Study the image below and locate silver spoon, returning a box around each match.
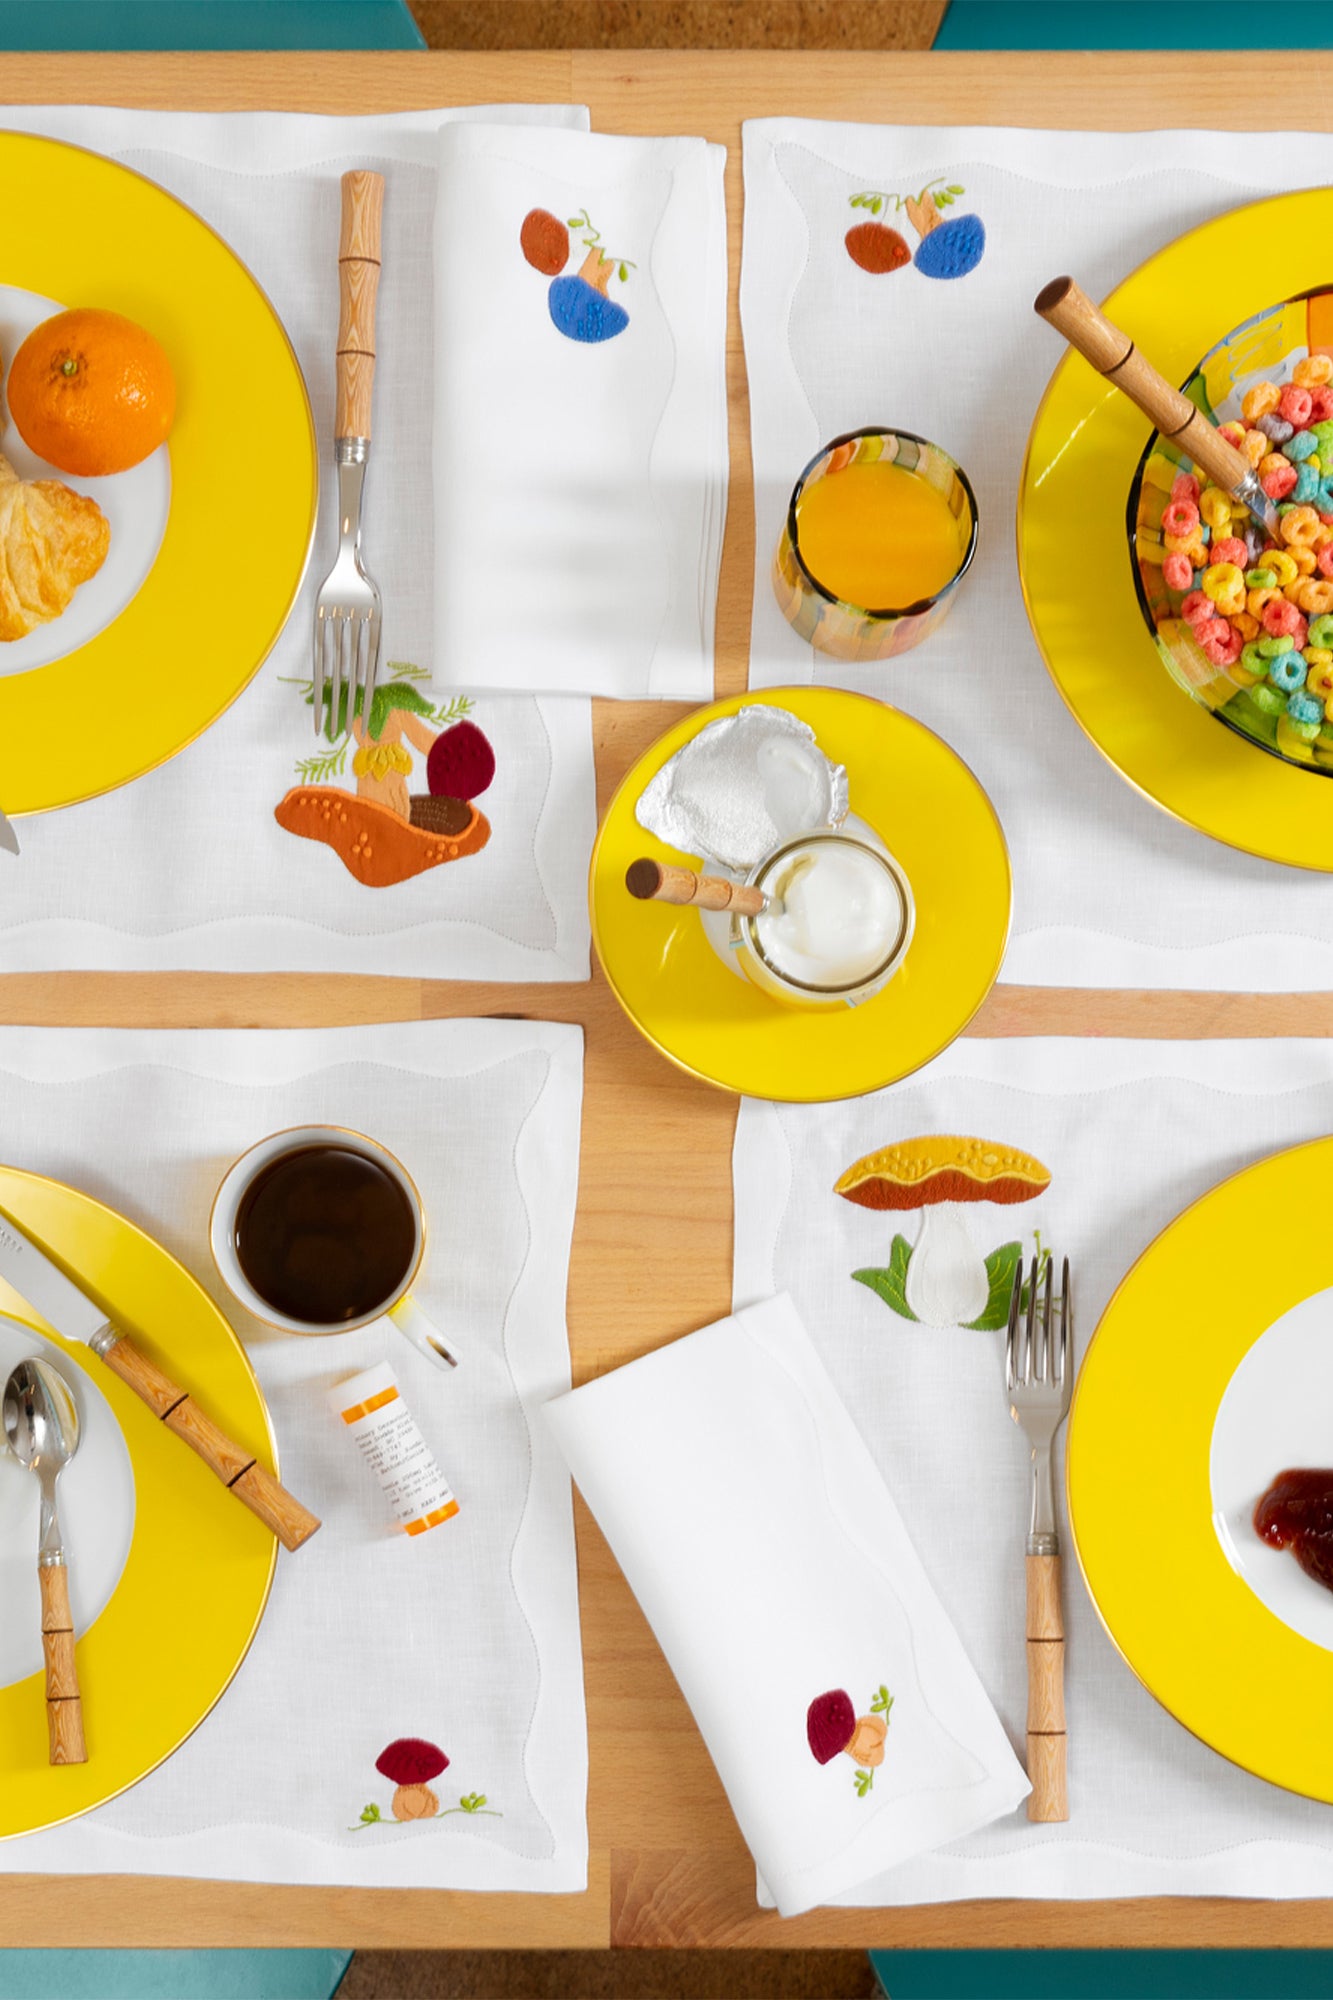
[3,1357,86,1763]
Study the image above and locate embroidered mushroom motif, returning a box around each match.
[520,204,632,344]
[375,1737,449,1820]
[836,1136,1051,1329]
[845,181,985,281]
[808,1684,894,1796]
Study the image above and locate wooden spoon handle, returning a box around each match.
[625,858,766,916]
[1034,275,1250,497]
[40,1561,86,1766]
[336,169,384,440]
[1025,1551,1068,1822]
[94,1332,321,1553]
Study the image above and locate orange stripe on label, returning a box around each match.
[403,1499,460,1535]
[340,1386,400,1425]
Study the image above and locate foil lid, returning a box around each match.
[635,704,849,872]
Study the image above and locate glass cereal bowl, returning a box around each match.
[1130,289,1333,776]
[774,427,978,664]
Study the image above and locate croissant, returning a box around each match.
[0,453,110,641]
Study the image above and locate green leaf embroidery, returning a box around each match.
[964,1241,1024,1332]
[851,1234,917,1320]
[349,1803,382,1830]
[618,263,629,283]
[854,1768,874,1797]
[871,1686,894,1718]
[443,1791,504,1818]
[948,183,965,194]
[870,196,883,216]
[295,743,350,785]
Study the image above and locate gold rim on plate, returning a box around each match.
[0,1167,277,1838]
[1019,186,1333,871]
[0,131,316,816]
[589,686,1012,1103]
[1067,1133,1333,1800]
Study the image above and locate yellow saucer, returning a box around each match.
[1019,188,1333,870]
[0,1168,277,1838]
[0,133,316,816]
[590,688,1011,1101]
[1068,1135,1333,1800]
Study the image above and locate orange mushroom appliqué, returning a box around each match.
[376,1737,449,1820]
[835,1136,1051,1329]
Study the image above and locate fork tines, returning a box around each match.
[1006,1254,1071,1393]
[314,601,381,741]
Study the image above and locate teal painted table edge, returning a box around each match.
[873,1950,1333,1997]
[0,1,425,51]
[936,0,1333,46]
[0,1949,353,2000]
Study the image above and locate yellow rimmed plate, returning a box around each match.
[1019,187,1333,870]
[589,688,1011,1102]
[0,132,316,816]
[1068,1135,1333,1800]
[0,1167,277,1838]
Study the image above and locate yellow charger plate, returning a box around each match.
[590,688,1011,1102]
[0,1167,277,1838]
[1068,1135,1333,1800]
[0,132,316,816]
[1019,187,1333,870]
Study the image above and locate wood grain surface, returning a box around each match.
[0,47,1328,1951]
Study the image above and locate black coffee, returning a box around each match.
[234,1144,416,1326]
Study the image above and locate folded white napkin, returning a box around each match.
[734,1036,1333,1902]
[742,119,1333,990]
[544,1292,1027,1916]
[434,123,728,700]
[0,1020,586,1892]
[0,105,594,979]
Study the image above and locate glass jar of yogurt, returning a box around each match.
[732,830,914,1009]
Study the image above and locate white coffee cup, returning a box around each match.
[209,1124,459,1370]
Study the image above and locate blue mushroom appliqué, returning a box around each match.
[845,180,985,282]
[520,205,633,344]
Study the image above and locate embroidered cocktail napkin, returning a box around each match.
[545,1292,1029,1917]
[735,1036,1333,1902]
[0,106,593,978]
[743,121,1333,990]
[0,1019,586,1890]
[434,123,729,700]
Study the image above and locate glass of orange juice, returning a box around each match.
[773,427,978,663]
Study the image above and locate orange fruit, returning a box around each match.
[6,307,175,477]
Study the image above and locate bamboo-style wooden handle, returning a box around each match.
[1025,1551,1068,1822]
[1034,275,1251,498]
[625,858,767,916]
[336,169,384,440]
[40,1561,86,1766]
[96,1333,321,1553]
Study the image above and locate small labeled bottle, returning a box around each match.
[329,1360,459,1535]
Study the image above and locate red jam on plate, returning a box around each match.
[1254,1470,1333,1591]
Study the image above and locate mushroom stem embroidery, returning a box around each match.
[808,1683,894,1796]
[836,1136,1052,1329]
[348,1739,505,1830]
[845,180,985,280]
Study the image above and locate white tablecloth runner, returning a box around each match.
[0,1019,586,1891]
[0,106,594,980]
[736,1038,1333,1902]
[743,121,1333,991]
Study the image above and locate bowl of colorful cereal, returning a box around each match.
[1130,290,1333,773]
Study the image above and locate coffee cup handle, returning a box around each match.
[386,1294,461,1371]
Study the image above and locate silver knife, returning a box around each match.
[0,1203,320,1551]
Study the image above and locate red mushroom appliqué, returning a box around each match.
[375,1737,449,1820]
[808,1684,894,1797]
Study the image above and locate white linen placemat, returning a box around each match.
[435,123,728,700]
[735,1036,1333,1903]
[0,1018,586,1891]
[743,121,1333,991]
[545,1292,1027,1917]
[0,105,593,979]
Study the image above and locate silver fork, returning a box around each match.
[313,170,384,740]
[1006,1253,1072,1823]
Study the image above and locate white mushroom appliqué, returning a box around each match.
[835,1136,1052,1329]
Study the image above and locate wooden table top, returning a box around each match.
[4,46,1333,1953]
